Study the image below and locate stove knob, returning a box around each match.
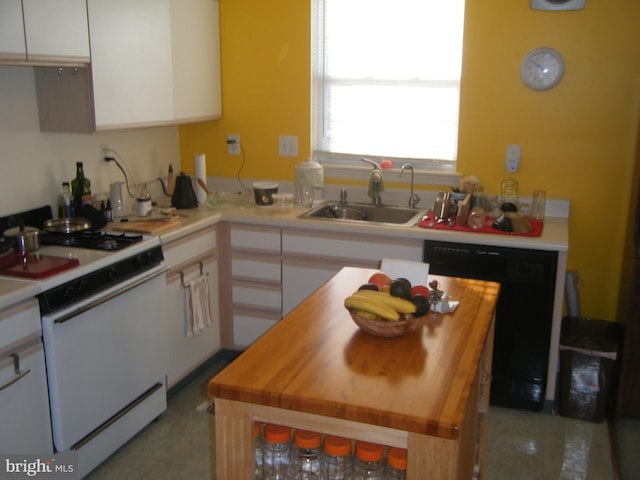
[76,280,89,294]
[63,285,77,298]
[108,267,119,281]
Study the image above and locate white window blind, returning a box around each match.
[312,0,465,169]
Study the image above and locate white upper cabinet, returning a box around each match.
[35,0,221,132]
[170,0,222,123]
[0,0,90,64]
[87,0,174,129]
[0,0,27,62]
[23,0,89,63]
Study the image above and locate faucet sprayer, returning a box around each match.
[362,158,384,206]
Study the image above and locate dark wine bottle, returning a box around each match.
[71,161,92,211]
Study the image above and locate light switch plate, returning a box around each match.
[278,135,298,157]
[505,145,521,172]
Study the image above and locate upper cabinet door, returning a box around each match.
[0,0,27,62]
[170,0,222,122]
[23,0,90,63]
[87,0,174,129]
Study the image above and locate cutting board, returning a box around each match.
[112,215,181,234]
[0,253,80,279]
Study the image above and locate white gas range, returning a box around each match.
[0,207,169,478]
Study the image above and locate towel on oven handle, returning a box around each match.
[184,274,213,337]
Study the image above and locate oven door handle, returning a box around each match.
[53,266,170,325]
[0,353,31,392]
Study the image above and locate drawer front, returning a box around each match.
[232,312,279,347]
[0,299,41,352]
[232,256,281,283]
[232,282,282,310]
[231,224,281,252]
[163,226,217,269]
[282,230,422,263]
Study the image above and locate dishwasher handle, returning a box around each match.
[0,353,31,392]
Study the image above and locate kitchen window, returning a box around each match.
[312,0,465,178]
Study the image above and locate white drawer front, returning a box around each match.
[163,227,217,268]
[232,284,281,310]
[232,257,281,283]
[231,225,280,251]
[0,299,41,351]
[233,314,278,347]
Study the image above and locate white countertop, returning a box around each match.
[0,277,41,310]
[158,202,569,252]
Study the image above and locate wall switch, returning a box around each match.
[278,135,298,157]
[505,144,521,172]
[227,134,240,155]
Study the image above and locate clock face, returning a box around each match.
[520,47,565,91]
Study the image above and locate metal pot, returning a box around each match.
[4,225,40,254]
[44,217,92,234]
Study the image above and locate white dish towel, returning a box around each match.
[185,274,213,337]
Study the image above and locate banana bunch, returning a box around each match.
[344,289,416,322]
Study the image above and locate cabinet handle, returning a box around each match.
[481,371,491,385]
[0,353,31,392]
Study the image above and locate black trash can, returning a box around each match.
[558,316,620,422]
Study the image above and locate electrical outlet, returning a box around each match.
[227,134,240,155]
[278,135,298,157]
[100,144,110,160]
[505,144,521,172]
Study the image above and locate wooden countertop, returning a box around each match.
[209,267,500,439]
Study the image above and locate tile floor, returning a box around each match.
[87,353,619,480]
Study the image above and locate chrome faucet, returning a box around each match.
[361,158,384,206]
[400,163,421,208]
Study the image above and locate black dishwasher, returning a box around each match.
[423,240,558,411]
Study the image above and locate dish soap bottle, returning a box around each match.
[71,162,92,212]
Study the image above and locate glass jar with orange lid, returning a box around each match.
[352,441,385,480]
[385,447,407,479]
[262,424,292,480]
[321,435,353,479]
[290,429,322,479]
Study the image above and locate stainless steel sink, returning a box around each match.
[299,202,426,227]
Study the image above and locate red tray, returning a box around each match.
[0,252,80,279]
[417,213,544,237]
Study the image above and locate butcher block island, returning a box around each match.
[208,267,500,479]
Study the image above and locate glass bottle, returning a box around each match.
[352,442,384,480]
[71,161,91,211]
[262,424,291,480]
[321,435,353,480]
[384,447,407,479]
[255,422,264,480]
[290,429,322,480]
[136,183,152,216]
[58,182,74,218]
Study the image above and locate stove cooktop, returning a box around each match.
[39,231,143,251]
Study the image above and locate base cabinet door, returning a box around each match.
[164,227,220,389]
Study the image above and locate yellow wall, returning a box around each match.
[179,0,640,321]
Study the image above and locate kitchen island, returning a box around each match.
[208,267,500,479]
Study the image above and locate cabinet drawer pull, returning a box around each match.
[0,353,31,392]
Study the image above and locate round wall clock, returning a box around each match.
[531,0,585,11]
[520,47,565,91]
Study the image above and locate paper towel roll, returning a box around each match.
[194,153,207,204]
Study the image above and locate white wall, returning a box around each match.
[0,66,180,217]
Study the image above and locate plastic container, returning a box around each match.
[321,435,353,479]
[558,316,621,422]
[290,429,322,480]
[295,158,324,206]
[136,183,152,216]
[262,424,292,480]
[58,182,74,219]
[352,441,384,480]
[255,422,264,480]
[385,447,407,479]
